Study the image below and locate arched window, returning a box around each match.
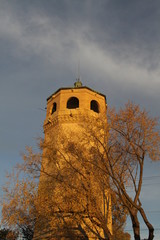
[51,102,57,114]
[90,100,99,113]
[67,97,79,109]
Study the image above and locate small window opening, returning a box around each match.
[67,97,79,109]
[51,102,57,114]
[90,100,99,113]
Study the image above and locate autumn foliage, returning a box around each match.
[1,101,160,240]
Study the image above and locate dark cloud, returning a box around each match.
[0,0,159,113]
[1,0,160,70]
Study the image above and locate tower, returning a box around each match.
[33,81,112,239]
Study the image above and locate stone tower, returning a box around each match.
[33,80,112,239]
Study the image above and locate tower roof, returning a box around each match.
[47,85,106,101]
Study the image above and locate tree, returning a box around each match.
[106,102,160,240]
[1,169,37,240]
[2,102,157,240]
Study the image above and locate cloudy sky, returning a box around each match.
[0,0,160,238]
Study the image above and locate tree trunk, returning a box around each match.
[130,212,140,240]
[139,207,154,240]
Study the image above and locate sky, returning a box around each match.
[0,0,160,239]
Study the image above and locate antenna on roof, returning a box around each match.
[74,59,82,88]
[77,59,80,82]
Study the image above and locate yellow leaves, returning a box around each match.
[1,168,37,230]
[108,101,160,163]
[2,101,159,239]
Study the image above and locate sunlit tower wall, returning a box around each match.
[33,81,112,239]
